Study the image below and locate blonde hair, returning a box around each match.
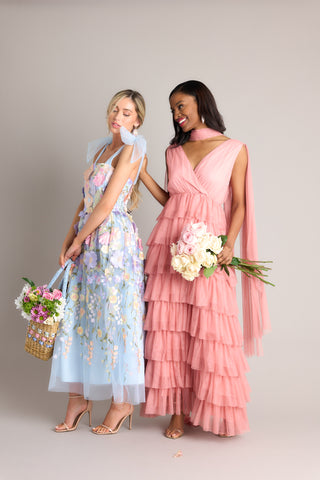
[107,89,146,210]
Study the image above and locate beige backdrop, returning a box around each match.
[1,1,319,479]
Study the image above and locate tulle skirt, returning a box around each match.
[141,193,250,436]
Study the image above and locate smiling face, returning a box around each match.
[170,92,204,132]
[108,96,140,135]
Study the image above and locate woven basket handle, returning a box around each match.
[47,259,73,298]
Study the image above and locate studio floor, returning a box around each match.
[2,391,318,480]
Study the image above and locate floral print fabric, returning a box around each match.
[49,156,145,403]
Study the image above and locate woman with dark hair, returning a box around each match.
[140,80,270,438]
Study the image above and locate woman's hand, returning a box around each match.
[217,244,233,265]
[59,247,68,268]
[63,238,82,265]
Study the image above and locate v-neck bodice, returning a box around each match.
[167,138,243,204]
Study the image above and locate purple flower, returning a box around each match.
[31,306,40,321]
[84,251,97,269]
[110,251,124,269]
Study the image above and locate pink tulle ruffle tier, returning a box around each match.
[142,196,251,436]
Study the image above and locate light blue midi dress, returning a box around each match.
[49,134,146,403]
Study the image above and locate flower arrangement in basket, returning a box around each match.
[14,260,73,360]
[171,222,274,285]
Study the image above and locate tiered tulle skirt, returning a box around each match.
[142,193,250,436]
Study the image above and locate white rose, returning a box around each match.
[185,262,201,276]
[209,235,223,254]
[194,248,207,264]
[202,252,217,268]
[180,254,191,267]
[198,233,212,250]
[171,255,187,273]
[191,222,207,237]
[182,271,196,281]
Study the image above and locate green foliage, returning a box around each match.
[22,277,35,288]
[203,265,218,278]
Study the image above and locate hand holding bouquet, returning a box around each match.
[171,222,274,285]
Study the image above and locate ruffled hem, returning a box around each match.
[144,301,243,345]
[145,359,192,389]
[144,271,238,311]
[145,332,248,377]
[145,360,249,407]
[141,387,193,417]
[190,399,250,436]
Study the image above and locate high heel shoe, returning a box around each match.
[92,405,134,435]
[55,395,92,433]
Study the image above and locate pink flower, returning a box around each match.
[184,244,196,255]
[177,241,187,255]
[181,230,197,245]
[24,296,30,302]
[43,291,54,301]
[99,232,110,245]
[93,171,105,187]
[85,234,92,245]
[52,289,62,300]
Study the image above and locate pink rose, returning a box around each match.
[99,232,110,245]
[43,291,54,301]
[184,244,196,255]
[52,289,62,300]
[181,230,197,245]
[177,241,186,255]
[93,172,105,187]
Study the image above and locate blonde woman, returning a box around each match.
[49,90,146,435]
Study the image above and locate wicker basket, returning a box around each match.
[25,319,59,361]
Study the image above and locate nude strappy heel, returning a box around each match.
[55,395,92,433]
[92,405,134,435]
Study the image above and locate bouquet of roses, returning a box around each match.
[170,222,274,285]
[15,278,65,326]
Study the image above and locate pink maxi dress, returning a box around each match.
[142,128,270,436]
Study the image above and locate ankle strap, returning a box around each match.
[69,395,84,399]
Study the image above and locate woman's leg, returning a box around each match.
[92,400,133,434]
[55,392,91,431]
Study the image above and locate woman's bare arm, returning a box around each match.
[59,199,84,266]
[139,155,169,206]
[63,145,139,263]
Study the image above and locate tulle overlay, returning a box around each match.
[141,132,267,435]
[49,140,146,403]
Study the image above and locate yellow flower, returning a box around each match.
[97,329,102,338]
[70,293,79,302]
[109,295,117,304]
[80,308,85,318]
[77,326,83,335]
[139,252,144,260]
[29,293,38,302]
[124,272,130,281]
